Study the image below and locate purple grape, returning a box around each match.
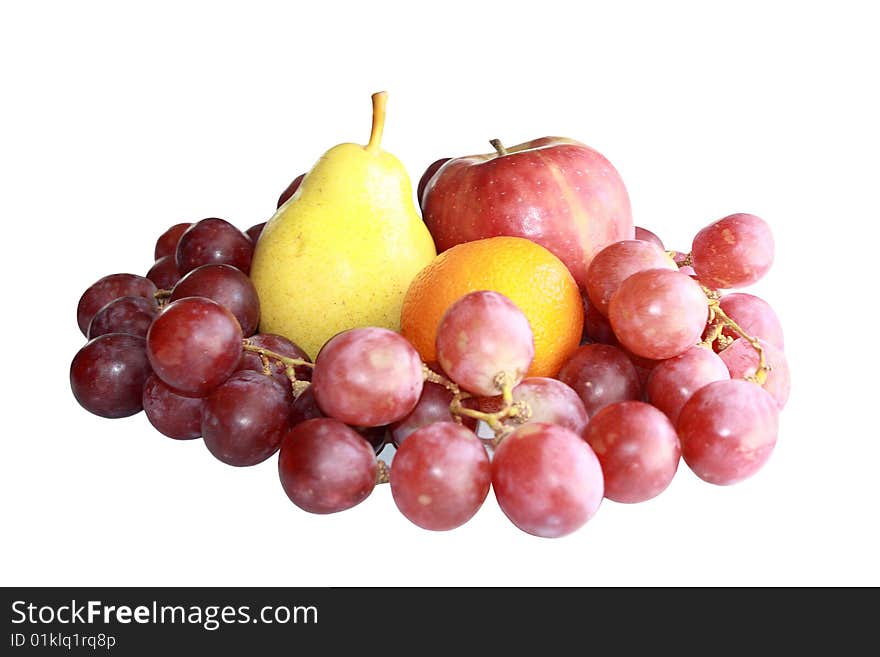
[171,264,260,336]
[70,334,152,418]
[88,296,158,339]
[175,218,254,276]
[155,222,193,260]
[246,222,266,245]
[147,255,181,290]
[142,373,204,439]
[146,297,243,397]
[278,418,376,514]
[202,371,290,466]
[277,174,305,208]
[289,386,323,425]
[77,274,157,336]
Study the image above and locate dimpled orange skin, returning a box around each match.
[400,236,584,378]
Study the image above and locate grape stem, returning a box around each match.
[701,286,770,385]
[375,459,390,485]
[422,363,462,392]
[154,289,173,308]
[422,365,530,445]
[668,250,693,267]
[699,321,722,348]
[241,339,314,397]
[698,320,733,351]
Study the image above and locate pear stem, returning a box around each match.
[367,91,388,152]
[490,139,508,157]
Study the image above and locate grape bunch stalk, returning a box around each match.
[70,210,788,538]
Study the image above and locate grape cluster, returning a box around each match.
[70,210,788,538]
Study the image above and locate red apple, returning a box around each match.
[417,157,450,210]
[422,137,633,288]
[277,173,306,208]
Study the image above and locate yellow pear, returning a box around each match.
[250,92,437,359]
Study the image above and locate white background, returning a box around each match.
[1,1,878,586]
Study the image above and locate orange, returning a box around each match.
[401,236,584,378]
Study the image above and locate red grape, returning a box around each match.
[146,255,182,290]
[634,226,665,249]
[278,418,376,514]
[355,425,389,454]
[717,293,784,351]
[277,173,306,208]
[719,338,790,409]
[582,294,617,345]
[70,334,151,418]
[512,377,589,432]
[238,333,312,396]
[391,422,490,530]
[436,291,534,396]
[146,297,243,397]
[557,344,641,416]
[584,401,680,503]
[171,264,260,336]
[311,327,423,426]
[691,213,774,289]
[155,222,192,260]
[87,295,158,339]
[677,379,779,485]
[609,268,708,360]
[142,373,204,439]
[288,386,388,454]
[390,381,476,446]
[479,377,588,434]
[245,222,265,245]
[586,240,676,316]
[175,218,254,276]
[77,273,158,336]
[202,370,290,466]
[645,346,730,424]
[623,348,662,389]
[417,158,451,209]
[492,422,604,538]
[289,386,324,425]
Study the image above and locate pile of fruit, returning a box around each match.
[70,92,789,538]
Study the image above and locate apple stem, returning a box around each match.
[490,139,508,157]
[366,91,388,153]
